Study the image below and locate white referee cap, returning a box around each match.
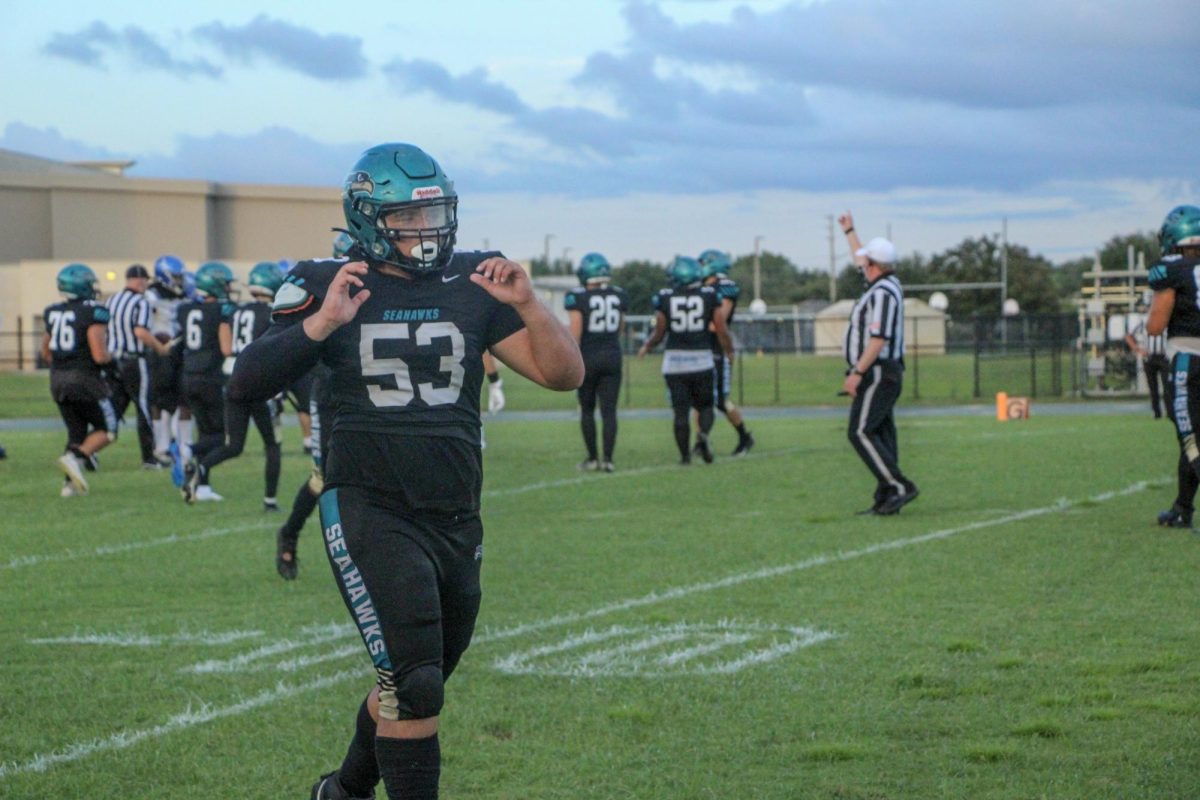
[855,237,896,264]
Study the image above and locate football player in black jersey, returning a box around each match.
[698,249,755,455]
[41,263,117,496]
[1146,204,1200,529]
[229,143,582,800]
[186,262,285,507]
[565,252,627,471]
[638,256,732,465]
[178,262,235,503]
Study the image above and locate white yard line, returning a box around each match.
[28,630,265,647]
[0,478,1161,779]
[2,521,276,572]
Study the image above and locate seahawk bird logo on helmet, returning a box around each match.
[341,143,458,275]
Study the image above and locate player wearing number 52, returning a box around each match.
[638,255,732,465]
[565,252,628,472]
[228,143,582,800]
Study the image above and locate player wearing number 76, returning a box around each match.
[228,142,582,800]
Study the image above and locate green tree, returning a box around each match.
[613,260,666,315]
[1098,232,1160,272]
[728,251,807,306]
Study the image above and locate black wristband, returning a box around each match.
[843,226,854,234]
[486,371,500,384]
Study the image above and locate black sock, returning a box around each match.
[673,420,690,459]
[735,422,747,437]
[376,734,440,800]
[281,481,319,539]
[336,698,379,797]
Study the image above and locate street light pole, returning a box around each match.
[543,233,555,273]
[561,246,572,274]
[753,235,764,303]
[826,215,837,302]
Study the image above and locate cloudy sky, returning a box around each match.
[1,0,1194,268]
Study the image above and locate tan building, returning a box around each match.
[0,147,342,369]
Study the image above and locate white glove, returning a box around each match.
[488,379,506,414]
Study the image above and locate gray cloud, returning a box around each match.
[193,15,368,81]
[43,22,221,78]
[381,59,528,116]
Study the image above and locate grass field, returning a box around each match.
[1,409,1198,799]
[0,349,1079,420]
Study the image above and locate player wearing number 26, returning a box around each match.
[564,252,627,472]
[229,143,582,800]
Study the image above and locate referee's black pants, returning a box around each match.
[847,362,912,505]
[1144,355,1170,419]
[108,355,155,463]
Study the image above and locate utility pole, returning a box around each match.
[826,215,837,302]
[753,235,764,303]
[1000,217,1008,317]
[562,246,572,274]
[543,233,555,273]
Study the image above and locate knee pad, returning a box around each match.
[378,664,444,721]
[306,465,324,494]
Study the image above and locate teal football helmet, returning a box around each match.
[57,263,99,300]
[698,249,732,279]
[332,231,356,258]
[668,255,703,288]
[576,252,611,284]
[1159,205,1200,254]
[194,261,236,300]
[247,261,284,299]
[342,143,458,274]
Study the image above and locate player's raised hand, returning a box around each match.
[306,261,370,341]
[471,258,534,307]
[838,211,855,233]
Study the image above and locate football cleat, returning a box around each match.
[311,771,375,800]
[194,485,224,502]
[732,432,755,457]
[276,529,299,581]
[600,461,615,473]
[577,459,599,472]
[696,435,714,464]
[263,497,279,512]
[142,461,164,470]
[1157,507,1193,529]
[60,481,80,498]
[876,485,920,516]
[57,453,89,494]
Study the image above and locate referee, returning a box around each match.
[839,211,918,516]
[107,264,171,468]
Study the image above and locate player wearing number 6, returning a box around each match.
[638,255,731,465]
[565,252,627,472]
[229,142,582,800]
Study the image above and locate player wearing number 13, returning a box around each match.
[228,142,583,800]
[564,252,627,472]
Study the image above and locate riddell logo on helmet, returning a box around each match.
[411,186,444,200]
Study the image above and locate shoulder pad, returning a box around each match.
[92,305,111,324]
[273,260,335,315]
[220,302,237,318]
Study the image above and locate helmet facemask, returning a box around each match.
[368,197,458,273]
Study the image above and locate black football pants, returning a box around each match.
[199,398,280,497]
[578,355,622,462]
[1144,355,1170,420]
[847,363,912,505]
[1166,352,1200,514]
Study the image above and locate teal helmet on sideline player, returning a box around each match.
[247,261,284,299]
[576,252,611,284]
[1159,205,1200,254]
[342,143,458,275]
[332,231,356,258]
[668,255,703,288]
[57,263,99,300]
[698,249,732,279]
[194,261,236,300]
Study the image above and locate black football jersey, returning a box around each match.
[710,277,740,353]
[1148,254,1200,339]
[43,300,109,373]
[231,301,272,355]
[178,300,234,378]
[269,252,525,444]
[652,285,720,351]
[564,284,627,358]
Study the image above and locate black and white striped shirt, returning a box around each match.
[845,273,905,366]
[106,288,151,356]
